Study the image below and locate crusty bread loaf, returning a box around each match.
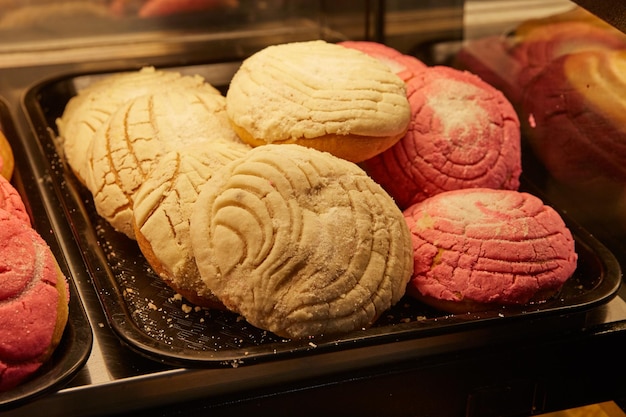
[133,142,250,309]
[189,144,413,339]
[403,188,577,314]
[0,208,69,391]
[225,40,411,163]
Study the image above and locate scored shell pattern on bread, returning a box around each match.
[189,144,414,339]
[363,66,522,210]
[225,40,411,162]
[86,87,241,239]
[403,188,577,313]
[56,66,218,185]
[0,175,29,224]
[0,208,69,391]
[132,141,250,308]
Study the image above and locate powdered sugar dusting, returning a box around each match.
[426,79,488,138]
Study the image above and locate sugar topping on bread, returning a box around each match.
[133,141,250,308]
[226,40,411,162]
[86,87,241,239]
[57,66,218,185]
[189,144,413,339]
[363,65,521,209]
[403,188,577,313]
[0,208,69,391]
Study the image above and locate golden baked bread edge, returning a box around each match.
[133,219,227,310]
[40,261,69,364]
[231,121,408,163]
[0,129,14,181]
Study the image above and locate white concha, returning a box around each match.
[86,87,241,239]
[56,66,219,184]
[189,144,414,339]
[132,141,250,307]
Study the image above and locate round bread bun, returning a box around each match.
[363,65,521,210]
[133,141,250,309]
[189,144,413,339]
[0,129,14,181]
[225,40,411,163]
[0,175,29,224]
[403,188,577,314]
[0,208,69,391]
[86,87,242,239]
[57,66,219,185]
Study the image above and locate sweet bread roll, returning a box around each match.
[338,41,427,82]
[189,144,413,339]
[225,40,411,163]
[403,188,577,314]
[522,49,626,186]
[0,129,14,181]
[56,66,219,185]
[512,21,626,92]
[363,66,521,209]
[133,141,250,309]
[86,87,241,239]
[0,175,29,224]
[0,208,69,391]
[454,8,626,109]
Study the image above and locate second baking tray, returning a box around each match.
[0,97,92,411]
[21,63,622,368]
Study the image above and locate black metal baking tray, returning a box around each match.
[20,64,622,368]
[0,97,92,411]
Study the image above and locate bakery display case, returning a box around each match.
[1,1,626,416]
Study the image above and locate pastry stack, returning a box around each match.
[56,39,578,339]
[57,41,415,339]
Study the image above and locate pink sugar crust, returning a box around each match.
[522,50,626,185]
[512,22,626,92]
[403,188,577,308]
[0,175,29,225]
[363,65,521,209]
[0,208,65,391]
[338,41,427,82]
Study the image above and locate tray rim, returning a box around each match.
[18,64,623,368]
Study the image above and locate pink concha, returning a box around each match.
[0,175,30,224]
[403,188,578,313]
[0,208,67,391]
[363,65,522,209]
[339,41,427,82]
